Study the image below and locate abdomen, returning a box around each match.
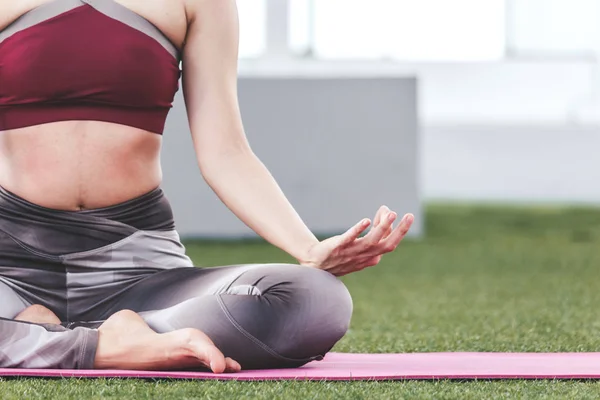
[0,120,163,210]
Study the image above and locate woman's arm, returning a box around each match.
[181,0,319,262]
[181,0,414,274]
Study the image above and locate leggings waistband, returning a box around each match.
[0,186,177,256]
[0,186,175,231]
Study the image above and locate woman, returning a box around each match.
[0,0,414,373]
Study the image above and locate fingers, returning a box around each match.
[341,255,383,275]
[362,255,382,269]
[325,210,414,276]
[379,213,414,253]
[338,218,371,247]
[335,210,413,269]
[341,206,395,249]
[349,212,413,256]
[384,227,393,239]
[361,210,397,247]
[373,205,389,227]
[374,206,394,238]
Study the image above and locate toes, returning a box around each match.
[225,357,241,373]
[179,330,241,373]
[183,331,227,373]
[205,347,227,373]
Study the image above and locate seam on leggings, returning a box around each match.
[79,329,88,368]
[1,231,62,261]
[216,295,318,364]
[0,228,140,261]
[61,230,143,259]
[219,267,255,294]
[0,277,32,312]
[78,328,99,369]
[219,265,276,295]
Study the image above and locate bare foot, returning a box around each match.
[95,309,241,373]
[15,304,61,325]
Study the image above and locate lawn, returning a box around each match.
[3,204,600,399]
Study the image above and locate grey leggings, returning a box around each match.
[0,187,353,370]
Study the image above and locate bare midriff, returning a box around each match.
[0,121,163,211]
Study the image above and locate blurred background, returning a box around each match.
[162,0,600,239]
[145,3,600,394]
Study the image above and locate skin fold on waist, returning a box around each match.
[0,120,163,210]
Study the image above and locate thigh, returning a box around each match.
[107,264,352,369]
[76,264,302,368]
[69,265,255,325]
[104,264,257,314]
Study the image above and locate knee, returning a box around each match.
[231,263,353,323]
[14,304,61,325]
[261,264,354,360]
[285,264,353,324]
[202,264,353,368]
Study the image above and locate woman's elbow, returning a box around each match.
[195,141,255,176]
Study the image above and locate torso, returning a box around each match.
[0,0,189,210]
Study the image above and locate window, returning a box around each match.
[291,0,506,61]
[507,0,600,56]
[289,0,314,56]
[237,0,267,58]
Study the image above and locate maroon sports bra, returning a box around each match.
[0,0,181,134]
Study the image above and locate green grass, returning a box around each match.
[4,204,600,398]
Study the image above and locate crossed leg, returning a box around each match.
[80,264,353,370]
[1,264,353,372]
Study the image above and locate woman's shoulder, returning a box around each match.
[0,1,41,31]
[182,0,236,25]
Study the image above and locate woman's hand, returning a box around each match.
[299,206,414,276]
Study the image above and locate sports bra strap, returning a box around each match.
[0,0,179,60]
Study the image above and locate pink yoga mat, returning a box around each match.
[2,352,600,380]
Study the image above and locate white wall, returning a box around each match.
[162,77,421,238]
[410,60,595,125]
[423,125,600,204]
[239,58,595,126]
